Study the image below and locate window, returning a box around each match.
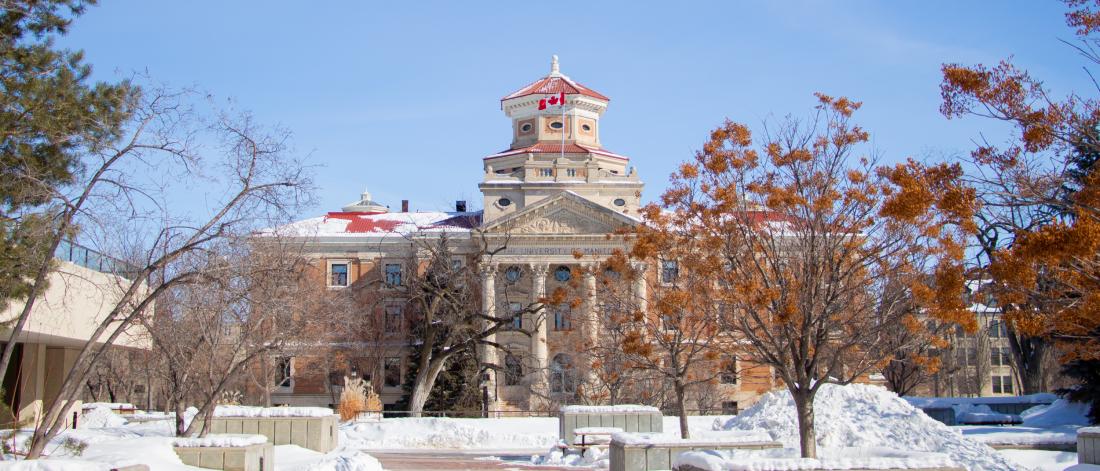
[549,121,564,129]
[498,197,512,207]
[990,346,1010,367]
[721,401,739,415]
[539,168,553,177]
[613,198,626,207]
[275,357,293,388]
[988,320,1007,339]
[384,357,402,388]
[959,346,977,367]
[520,123,533,132]
[509,302,523,330]
[385,301,404,334]
[554,265,572,282]
[553,306,572,331]
[720,356,739,384]
[566,168,577,177]
[504,354,523,386]
[661,260,679,284]
[505,266,522,283]
[992,375,1014,394]
[384,263,402,287]
[661,314,678,331]
[550,354,575,394]
[582,124,592,132]
[330,263,348,287]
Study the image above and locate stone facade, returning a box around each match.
[268,57,775,413]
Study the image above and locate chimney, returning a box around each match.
[455,200,467,212]
[401,200,409,212]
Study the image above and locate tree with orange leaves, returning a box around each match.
[648,94,975,458]
[940,0,1100,421]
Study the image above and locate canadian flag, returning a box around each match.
[538,92,567,110]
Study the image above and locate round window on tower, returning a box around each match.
[582,124,592,132]
[520,123,533,133]
[613,198,626,207]
[549,121,564,130]
[498,197,512,207]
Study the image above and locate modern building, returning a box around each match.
[0,240,151,426]
[269,57,776,413]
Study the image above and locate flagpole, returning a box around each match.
[561,95,566,162]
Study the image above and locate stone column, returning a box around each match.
[478,261,498,407]
[581,263,600,390]
[631,261,648,314]
[529,264,550,400]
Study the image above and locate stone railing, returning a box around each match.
[1081,427,1100,465]
[559,405,662,445]
[610,432,782,471]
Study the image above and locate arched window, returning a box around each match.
[504,354,523,386]
[550,354,575,394]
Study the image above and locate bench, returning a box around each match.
[573,426,623,449]
[609,431,782,471]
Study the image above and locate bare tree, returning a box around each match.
[18,85,312,458]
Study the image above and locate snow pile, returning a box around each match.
[299,448,383,471]
[675,447,957,471]
[1022,399,1091,427]
[952,404,1021,424]
[905,393,1057,409]
[0,460,111,470]
[719,384,1018,471]
[341,417,559,450]
[530,442,609,468]
[77,406,126,429]
[172,433,267,448]
[560,404,659,413]
[213,405,335,417]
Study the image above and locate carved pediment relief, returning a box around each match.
[511,208,611,235]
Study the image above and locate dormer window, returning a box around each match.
[549,121,564,130]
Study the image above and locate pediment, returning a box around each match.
[482,192,638,235]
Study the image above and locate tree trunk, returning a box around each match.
[408,355,448,417]
[674,380,690,439]
[174,400,187,437]
[792,390,817,459]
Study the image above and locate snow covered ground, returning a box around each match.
[960,399,1091,447]
[0,406,380,471]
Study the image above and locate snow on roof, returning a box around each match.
[270,211,482,238]
[969,303,1001,314]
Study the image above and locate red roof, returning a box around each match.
[502,75,609,102]
[484,142,628,161]
[322,212,481,234]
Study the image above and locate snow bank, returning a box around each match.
[341,417,559,450]
[299,448,383,471]
[0,461,110,471]
[951,404,1021,424]
[1022,399,1091,427]
[213,405,335,417]
[905,393,1057,409]
[675,447,957,471]
[719,384,1018,471]
[172,433,267,448]
[560,404,659,413]
[77,406,126,429]
[611,430,773,446]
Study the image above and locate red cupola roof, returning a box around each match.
[501,55,609,102]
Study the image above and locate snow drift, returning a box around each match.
[718,384,1018,471]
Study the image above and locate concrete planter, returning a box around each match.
[1081,427,1100,465]
[610,434,782,471]
[559,407,662,445]
[174,442,273,471]
[194,415,339,452]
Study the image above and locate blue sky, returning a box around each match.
[60,1,1091,217]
